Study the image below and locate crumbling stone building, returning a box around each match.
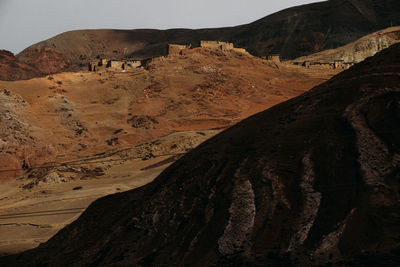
[267,54,281,63]
[124,60,142,70]
[89,62,98,72]
[294,59,354,70]
[334,60,345,69]
[200,41,234,51]
[168,44,191,55]
[89,58,142,72]
[109,60,124,70]
[302,61,311,68]
[232,48,248,54]
[167,41,248,56]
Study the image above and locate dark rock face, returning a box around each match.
[236,0,400,58]
[16,0,400,72]
[3,45,400,266]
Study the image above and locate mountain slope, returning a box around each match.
[16,0,400,73]
[0,48,336,181]
[0,50,41,81]
[3,45,400,266]
[294,26,400,64]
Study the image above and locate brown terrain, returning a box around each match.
[0,47,340,254]
[0,130,218,255]
[0,49,68,81]
[0,48,339,181]
[10,0,400,78]
[0,50,41,81]
[3,43,399,266]
[294,26,400,64]
[0,1,399,264]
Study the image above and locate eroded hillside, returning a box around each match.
[0,50,42,81]
[0,48,339,182]
[294,26,400,64]
[5,43,399,266]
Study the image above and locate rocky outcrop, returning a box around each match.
[127,115,159,129]
[294,26,400,64]
[2,44,400,267]
[0,48,66,81]
[217,164,256,256]
[20,48,68,74]
[0,50,41,81]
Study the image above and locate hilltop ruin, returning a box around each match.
[167,41,250,56]
[168,44,192,55]
[200,41,234,51]
[88,41,250,72]
[292,59,354,70]
[89,59,142,72]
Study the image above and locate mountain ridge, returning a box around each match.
[14,0,400,75]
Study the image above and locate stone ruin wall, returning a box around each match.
[125,61,141,69]
[200,41,221,48]
[296,60,354,70]
[89,41,250,72]
[109,61,124,70]
[89,59,142,72]
[200,41,234,51]
[168,44,190,55]
[267,55,281,63]
[167,41,248,55]
[232,48,248,54]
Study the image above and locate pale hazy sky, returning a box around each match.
[0,0,323,54]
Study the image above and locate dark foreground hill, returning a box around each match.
[16,0,400,74]
[3,48,400,266]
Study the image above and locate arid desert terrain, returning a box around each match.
[0,0,400,266]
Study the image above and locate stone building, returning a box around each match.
[167,41,248,55]
[334,60,345,69]
[89,58,142,72]
[232,48,249,54]
[267,54,281,63]
[200,41,234,51]
[89,62,98,71]
[302,61,311,68]
[344,62,354,69]
[108,60,124,70]
[124,60,142,70]
[294,60,354,70]
[168,44,191,55]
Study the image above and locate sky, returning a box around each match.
[0,0,323,54]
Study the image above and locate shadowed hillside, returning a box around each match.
[16,0,400,74]
[294,26,400,64]
[3,44,400,267]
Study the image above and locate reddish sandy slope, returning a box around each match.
[0,48,339,181]
[0,50,41,81]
